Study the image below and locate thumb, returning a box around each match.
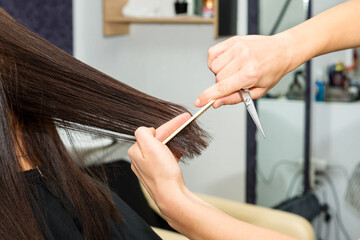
[134,127,162,158]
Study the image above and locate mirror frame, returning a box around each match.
[246,0,312,204]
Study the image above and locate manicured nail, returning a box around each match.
[194,98,200,106]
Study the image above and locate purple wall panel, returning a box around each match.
[0,0,73,54]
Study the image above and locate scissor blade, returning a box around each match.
[246,103,266,138]
[239,89,266,138]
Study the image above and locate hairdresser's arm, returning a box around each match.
[195,0,360,108]
[128,123,296,240]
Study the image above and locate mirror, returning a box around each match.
[256,0,309,208]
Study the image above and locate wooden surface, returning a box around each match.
[103,0,129,35]
[103,0,219,37]
[106,16,215,24]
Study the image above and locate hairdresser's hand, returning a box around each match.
[195,34,295,108]
[128,113,190,204]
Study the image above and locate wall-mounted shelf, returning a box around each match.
[107,16,215,24]
[103,0,219,37]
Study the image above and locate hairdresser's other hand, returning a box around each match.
[128,114,298,240]
[195,34,295,108]
[128,113,190,204]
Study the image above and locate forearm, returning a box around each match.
[279,0,360,72]
[156,185,297,240]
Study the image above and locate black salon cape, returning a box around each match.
[24,169,161,240]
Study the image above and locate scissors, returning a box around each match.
[162,88,265,144]
[239,89,266,138]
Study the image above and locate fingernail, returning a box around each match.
[194,98,200,106]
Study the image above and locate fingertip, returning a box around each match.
[213,100,224,109]
[134,127,144,138]
[135,126,154,139]
[194,98,201,107]
[179,112,191,121]
[195,92,211,107]
[135,127,163,156]
[149,127,156,135]
[173,112,191,123]
[183,112,191,118]
[155,113,192,141]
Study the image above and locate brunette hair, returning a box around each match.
[0,9,209,239]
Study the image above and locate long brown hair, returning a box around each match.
[0,9,209,239]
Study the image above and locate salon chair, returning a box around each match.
[92,160,315,240]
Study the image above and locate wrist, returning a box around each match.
[153,181,186,212]
[153,182,194,226]
[275,18,328,72]
[272,31,303,74]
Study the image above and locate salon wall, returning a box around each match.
[311,1,360,239]
[73,0,248,202]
